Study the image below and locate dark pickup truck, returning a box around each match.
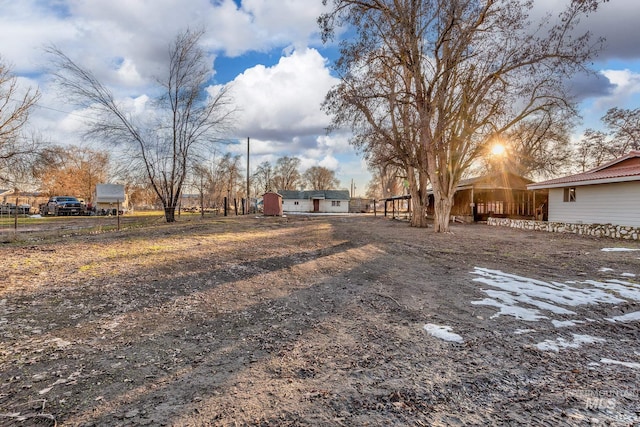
[40,196,85,216]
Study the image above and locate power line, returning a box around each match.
[8,96,99,121]
[32,101,99,121]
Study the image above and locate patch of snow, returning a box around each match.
[471,268,626,321]
[552,319,585,328]
[606,311,640,323]
[423,324,464,343]
[601,248,640,252]
[600,358,640,369]
[599,267,614,272]
[588,362,601,367]
[583,279,640,302]
[535,334,605,352]
[29,214,42,218]
[471,297,548,321]
[621,273,637,277]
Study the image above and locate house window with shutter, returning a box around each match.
[563,187,576,202]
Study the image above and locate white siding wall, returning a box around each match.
[282,199,349,213]
[548,181,640,227]
[319,199,349,213]
[282,199,313,212]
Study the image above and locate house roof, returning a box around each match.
[279,190,350,200]
[457,172,534,191]
[528,150,640,189]
[425,172,534,195]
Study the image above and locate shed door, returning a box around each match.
[313,199,319,212]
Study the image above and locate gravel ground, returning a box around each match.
[1,214,639,426]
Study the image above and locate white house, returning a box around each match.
[279,190,350,213]
[527,151,640,227]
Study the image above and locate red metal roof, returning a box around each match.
[528,151,640,189]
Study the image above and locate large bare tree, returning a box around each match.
[302,166,340,190]
[320,0,606,232]
[252,160,275,195]
[272,156,302,191]
[0,57,40,186]
[47,29,234,222]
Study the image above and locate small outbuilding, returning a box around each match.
[527,150,640,227]
[262,191,283,216]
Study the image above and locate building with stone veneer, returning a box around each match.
[527,151,640,228]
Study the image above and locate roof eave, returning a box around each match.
[528,175,640,189]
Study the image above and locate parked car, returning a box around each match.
[0,203,31,215]
[40,196,85,216]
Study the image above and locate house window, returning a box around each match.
[294,201,299,205]
[563,187,576,202]
[331,201,341,207]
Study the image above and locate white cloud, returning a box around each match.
[318,155,339,170]
[594,69,640,109]
[239,0,329,51]
[228,47,338,141]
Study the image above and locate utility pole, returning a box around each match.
[246,137,250,214]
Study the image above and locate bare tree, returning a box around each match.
[302,166,340,190]
[578,107,640,170]
[272,156,302,191]
[0,57,40,186]
[252,160,274,194]
[365,164,405,200]
[320,0,605,232]
[46,28,234,222]
[477,112,575,180]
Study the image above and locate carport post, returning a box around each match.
[14,195,18,231]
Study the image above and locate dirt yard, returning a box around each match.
[1,214,639,426]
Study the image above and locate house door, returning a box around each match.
[313,199,319,212]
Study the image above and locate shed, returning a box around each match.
[262,191,283,216]
[527,150,640,227]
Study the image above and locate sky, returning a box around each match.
[1,0,640,196]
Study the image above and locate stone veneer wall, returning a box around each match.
[487,217,640,240]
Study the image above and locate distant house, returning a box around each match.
[527,150,640,227]
[279,190,350,213]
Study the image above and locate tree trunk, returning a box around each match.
[406,166,430,228]
[410,203,430,227]
[409,188,429,227]
[432,193,453,233]
[164,206,176,223]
